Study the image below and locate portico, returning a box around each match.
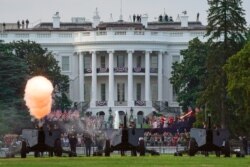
[75,49,165,115]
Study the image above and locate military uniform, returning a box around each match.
[83,135,93,156]
[68,130,77,156]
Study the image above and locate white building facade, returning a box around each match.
[0,12,206,121]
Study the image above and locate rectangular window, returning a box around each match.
[151,55,158,68]
[101,56,105,68]
[101,84,106,101]
[117,84,120,101]
[117,83,125,101]
[117,55,125,67]
[151,82,157,101]
[136,83,141,100]
[84,56,91,68]
[62,56,70,71]
[122,83,125,101]
[172,55,180,63]
[136,56,141,67]
[84,83,90,101]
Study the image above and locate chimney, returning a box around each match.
[53,12,60,28]
[141,14,148,28]
[180,14,188,28]
[93,8,100,28]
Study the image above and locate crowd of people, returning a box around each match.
[45,110,80,122]
[17,19,29,29]
[144,130,190,147]
[144,115,177,129]
[133,14,142,22]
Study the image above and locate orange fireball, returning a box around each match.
[24,76,53,119]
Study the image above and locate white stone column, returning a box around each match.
[91,51,97,107]
[158,51,163,101]
[145,50,151,105]
[108,50,114,107]
[79,52,84,102]
[127,50,134,107]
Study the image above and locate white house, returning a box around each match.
[0,11,206,122]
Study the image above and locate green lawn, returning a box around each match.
[0,155,249,167]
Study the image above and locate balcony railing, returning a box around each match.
[97,67,109,73]
[114,67,128,73]
[84,68,92,73]
[134,100,146,106]
[133,67,145,73]
[115,101,127,106]
[96,101,107,106]
[150,68,158,73]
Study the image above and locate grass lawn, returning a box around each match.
[0,155,249,167]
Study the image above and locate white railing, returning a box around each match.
[58,33,72,38]
[15,33,29,38]
[114,31,126,35]
[37,33,51,38]
[134,31,145,35]
[190,31,205,37]
[82,32,90,36]
[96,31,107,36]
[169,32,183,37]
[0,30,207,44]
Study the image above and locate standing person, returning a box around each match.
[26,19,29,29]
[196,13,200,22]
[68,127,77,156]
[133,14,136,22]
[242,136,248,155]
[84,134,93,156]
[2,23,6,31]
[17,20,20,29]
[21,20,25,29]
[137,15,140,22]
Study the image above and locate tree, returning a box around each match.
[204,0,247,128]
[0,42,28,106]
[0,104,32,134]
[0,42,31,134]
[224,42,250,136]
[10,40,72,110]
[207,0,246,45]
[0,40,73,134]
[170,38,208,111]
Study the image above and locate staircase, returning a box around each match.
[152,101,180,115]
[75,101,90,113]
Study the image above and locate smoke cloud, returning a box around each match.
[24,76,53,120]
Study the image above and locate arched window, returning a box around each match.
[86,111,92,117]
[96,111,105,117]
[118,111,125,125]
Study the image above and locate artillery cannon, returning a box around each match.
[175,115,244,157]
[104,115,159,156]
[20,127,72,158]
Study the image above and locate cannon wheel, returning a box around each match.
[21,141,27,158]
[54,139,62,157]
[34,151,39,157]
[188,138,197,156]
[215,151,221,157]
[104,140,110,157]
[223,140,230,157]
[131,149,137,156]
